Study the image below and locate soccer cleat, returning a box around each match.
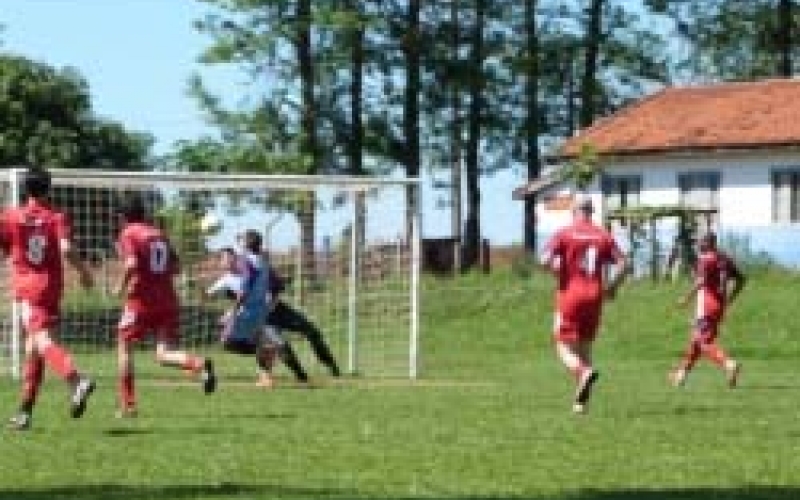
[572,403,587,415]
[669,368,687,387]
[7,412,31,431]
[70,377,96,419]
[725,360,741,388]
[201,359,217,394]
[575,369,599,405]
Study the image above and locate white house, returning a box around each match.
[516,79,800,266]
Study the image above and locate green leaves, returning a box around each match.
[0,54,151,169]
[652,0,799,80]
[170,136,309,175]
[560,142,601,190]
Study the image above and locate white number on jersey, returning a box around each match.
[580,245,599,277]
[26,234,47,265]
[149,240,170,274]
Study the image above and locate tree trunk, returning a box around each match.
[524,0,540,254]
[450,0,463,272]
[462,0,484,270]
[579,0,605,128]
[778,0,793,77]
[297,0,318,300]
[348,0,365,175]
[404,0,422,242]
[348,0,366,272]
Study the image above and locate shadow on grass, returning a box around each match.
[154,409,299,420]
[1,485,799,500]
[0,483,308,500]
[562,488,800,500]
[101,427,153,437]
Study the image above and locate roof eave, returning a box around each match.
[545,141,800,164]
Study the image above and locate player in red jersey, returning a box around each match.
[0,167,96,430]
[669,232,746,388]
[540,196,630,414]
[114,195,216,418]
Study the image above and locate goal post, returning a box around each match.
[0,168,421,381]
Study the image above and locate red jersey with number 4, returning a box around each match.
[117,222,179,311]
[696,250,736,320]
[0,199,70,306]
[544,220,623,307]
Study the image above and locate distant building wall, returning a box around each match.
[535,150,800,267]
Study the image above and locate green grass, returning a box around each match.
[1,268,800,500]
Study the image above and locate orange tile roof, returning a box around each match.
[556,79,800,159]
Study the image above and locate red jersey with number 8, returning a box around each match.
[544,219,623,306]
[0,199,70,307]
[116,222,179,311]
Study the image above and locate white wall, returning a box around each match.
[545,150,800,228]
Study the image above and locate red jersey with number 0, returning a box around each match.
[696,250,736,319]
[0,199,70,306]
[544,219,623,306]
[117,222,179,311]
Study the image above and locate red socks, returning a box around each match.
[701,343,728,367]
[21,357,45,406]
[119,371,135,409]
[182,356,203,373]
[682,340,728,371]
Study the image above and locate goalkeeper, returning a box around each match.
[266,266,341,377]
[204,238,308,387]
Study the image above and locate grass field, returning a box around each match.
[1,267,799,500]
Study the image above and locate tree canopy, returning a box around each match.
[0,53,153,169]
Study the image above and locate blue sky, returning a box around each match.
[0,0,525,245]
[1,0,228,153]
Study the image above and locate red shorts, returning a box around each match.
[694,295,724,343]
[118,304,179,343]
[19,300,60,334]
[692,314,723,344]
[553,303,601,343]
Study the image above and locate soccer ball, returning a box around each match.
[199,213,223,235]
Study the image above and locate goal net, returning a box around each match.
[0,168,420,382]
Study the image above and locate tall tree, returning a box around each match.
[295,0,320,283]
[192,0,329,287]
[648,0,799,80]
[523,0,540,254]
[579,0,606,128]
[533,1,669,137]
[0,55,151,169]
[778,0,794,76]
[345,0,366,176]
[404,0,422,182]
[403,0,422,243]
[461,0,486,269]
[449,0,463,270]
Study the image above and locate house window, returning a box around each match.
[772,170,800,223]
[678,171,720,228]
[602,175,641,212]
[678,172,720,210]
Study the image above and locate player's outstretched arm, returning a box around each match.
[205,274,245,305]
[726,264,747,306]
[678,278,701,308]
[61,239,93,289]
[605,255,632,299]
[114,257,136,298]
[537,250,562,276]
